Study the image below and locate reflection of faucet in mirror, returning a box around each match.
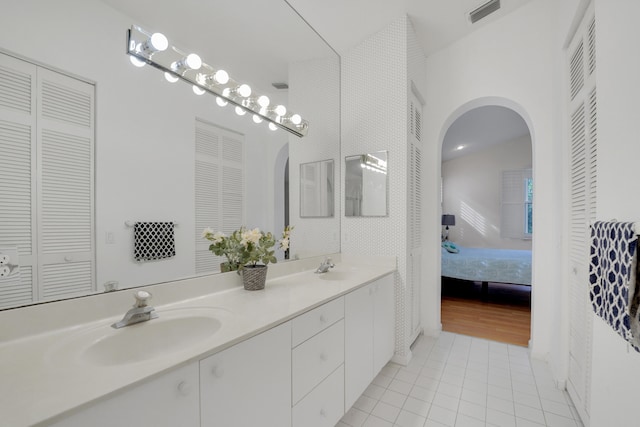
[315,257,335,274]
[112,290,159,329]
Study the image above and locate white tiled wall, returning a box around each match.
[341,16,411,359]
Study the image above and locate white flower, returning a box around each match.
[241,228,262,246]
[201,227,215,239]
[279,238,290,250]
[212,231,226,244]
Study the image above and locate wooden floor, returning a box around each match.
[441,278,531,347]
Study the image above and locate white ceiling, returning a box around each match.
[441,106,530,162]
[286,0,536,161]
[286,0,536,56]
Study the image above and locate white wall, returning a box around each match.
[588,1,640,425]
[422,0,564,371]
[442,136,532,250]
[289,56,341,258]
[0,0,287,290]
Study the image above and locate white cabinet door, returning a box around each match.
[345,274,395,411]
[200,322,292,427]
[373,274,395,375]
[49,362,199,427]
[344,283,374,410]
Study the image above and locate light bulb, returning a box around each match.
[129,55,146,67]
[257,95,270,108]
[290,114,302,125]
[216,97,228,107]
[164,72,179,83]
[235,106,246,116]
[186,53,202,70]
[150,33,168,51]
[252,114,263,124]
[237,84,251,97]
[274,105,286,116]
[268,123,278,131]
[213,70,229,85]
[193,85,205,95]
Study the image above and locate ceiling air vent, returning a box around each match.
[272,82,289,90]
[469,0,501,24]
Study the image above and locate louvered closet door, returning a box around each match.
[0,53,37,308]
[408,92,423,342]
[36,67,95,301]
[194,119,244,274]
[566,5,596,424]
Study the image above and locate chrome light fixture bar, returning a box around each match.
[126,25,309,138]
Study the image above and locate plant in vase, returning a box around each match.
[202,225,293,290]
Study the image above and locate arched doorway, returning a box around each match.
[438,99,535,346]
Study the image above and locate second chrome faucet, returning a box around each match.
[315,257,335,274]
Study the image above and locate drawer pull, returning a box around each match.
[177,380,191,396]
[320,352,328,362]
[211,366,224,378]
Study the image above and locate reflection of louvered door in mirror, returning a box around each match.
[194,118,245,274]
[566,4,597,425]
[0,52,95,308]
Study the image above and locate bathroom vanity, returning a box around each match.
[0,254,396,427]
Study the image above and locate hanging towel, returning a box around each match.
[133,222,176,262]
[589,221,639,350]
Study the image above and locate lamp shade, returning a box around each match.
[442,214,456,227]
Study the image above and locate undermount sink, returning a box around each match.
[47,307,227,367]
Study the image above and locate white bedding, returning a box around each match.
[441,246,532,286]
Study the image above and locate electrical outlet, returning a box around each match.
[0,265,10,277]
[0,254,9,265]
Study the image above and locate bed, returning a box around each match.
[441,245,532,288]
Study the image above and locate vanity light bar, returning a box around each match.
[126,25,309,138]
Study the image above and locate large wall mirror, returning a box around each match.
[345,151,388,217]
[0,0,340,309]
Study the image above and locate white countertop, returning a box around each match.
[0,254,396,427]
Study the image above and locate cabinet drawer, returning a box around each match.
[292,297,344,347]
[292,365,344,427]
[292,319,344,404]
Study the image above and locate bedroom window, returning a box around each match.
[525,177,533,236]
[501,169,533,239]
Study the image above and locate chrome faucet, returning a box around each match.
[111,290,159,329]
[315,257,335,274]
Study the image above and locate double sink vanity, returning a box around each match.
[0,254,397,427]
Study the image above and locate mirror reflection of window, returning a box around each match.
[345,151,388,217]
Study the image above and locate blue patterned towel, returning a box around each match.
[589,221,639,350]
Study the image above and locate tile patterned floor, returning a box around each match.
[337,332,584,427]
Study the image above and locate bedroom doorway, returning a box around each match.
[439,104,533,346]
